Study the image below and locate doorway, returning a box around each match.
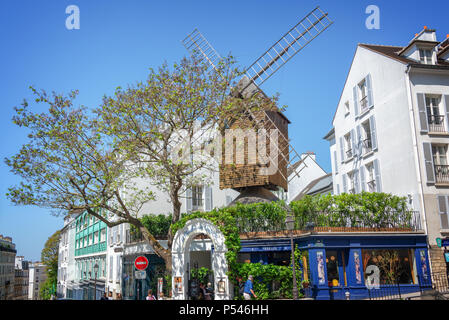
[326,249,348,300]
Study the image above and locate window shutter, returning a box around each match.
[366,74,374,108]
[333,150,338,174]
[373,159,382,192]
[369,116,378,151]
[340,137,345,163]
[423,142,436,184]
[356,125,362,156]
[343,174,347,193]
[350,129,356,158]
[417,93,429,133]
[443,95,449,133]
[437,196,449,229]
[360,166,366,192]
[354,170,360,193]
[205,186,213,211]
[353,85,359,118]
[186,188,192,212]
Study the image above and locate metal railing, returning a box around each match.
[367,272,449,300]
[435,165,449,184]
[428,115,446,133]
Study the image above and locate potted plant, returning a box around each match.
[302,280,310,288]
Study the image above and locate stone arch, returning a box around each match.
[171,218,231,300]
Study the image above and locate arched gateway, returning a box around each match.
[171,218,231,300]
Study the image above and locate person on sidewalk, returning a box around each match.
[146,289,156,300]
[243,275,257,300]
[100,292,109,300]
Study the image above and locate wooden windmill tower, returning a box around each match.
[182,6,333,204]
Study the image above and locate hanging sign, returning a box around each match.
[135,270,146,279]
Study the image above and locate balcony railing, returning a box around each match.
[435,165,449,184]
[428,115,446,133]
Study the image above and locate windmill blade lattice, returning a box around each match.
[242,6,333,92]
[182,28,224,74]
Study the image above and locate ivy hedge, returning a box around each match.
[133,192,413,299]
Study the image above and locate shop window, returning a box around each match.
[362,249,416,285]
[326,250,339,287]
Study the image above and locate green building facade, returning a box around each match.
[73,212,108,299]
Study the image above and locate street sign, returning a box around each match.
[134,256,149,271]
[436,238,442,248]
[135,270,146,279]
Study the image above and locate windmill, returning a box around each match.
[182,6,333,204]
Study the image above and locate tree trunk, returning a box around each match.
[128,216,172,273]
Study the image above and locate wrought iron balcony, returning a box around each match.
[428,115,446,133]
[435,165,449,184]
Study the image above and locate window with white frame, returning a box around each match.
[426,95,444,132]
[432,145,448,166]
[419,48,433,65]
[101,229,106,242]
[361,120,372,154]
[366,163,376,192]
[347,172,355,194]
[344,101,350,115]
[344,133,352,159]
[192,186,204,211]
[358,79,368,112]
[94,231,98,244]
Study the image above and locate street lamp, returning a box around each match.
[285,214,299,300]
[94,263,99,300]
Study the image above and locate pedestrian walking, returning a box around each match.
[146,289,156,300]
[100,292,109,300]
[243,275,257,300]
[205,282,214,300]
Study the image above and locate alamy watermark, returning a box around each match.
[365,5,380,30]
[66,5,80,30]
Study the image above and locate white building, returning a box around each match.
[57,212,78,299]
[326,27,449,274]
[28,262,47,300]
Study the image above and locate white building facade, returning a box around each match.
[327,28,449,274]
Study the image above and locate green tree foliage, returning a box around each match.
[4,55,278,272]
[40,230,60,300]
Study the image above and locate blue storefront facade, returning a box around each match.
[239,232,431,300]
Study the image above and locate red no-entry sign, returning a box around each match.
[134,256,149,271]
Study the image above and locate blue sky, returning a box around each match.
[0,0,448,261]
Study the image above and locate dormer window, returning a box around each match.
[419,48,433,64]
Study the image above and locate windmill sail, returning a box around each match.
[182,28,223,74]
[180,6,333,191]
[243,6,333,91]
